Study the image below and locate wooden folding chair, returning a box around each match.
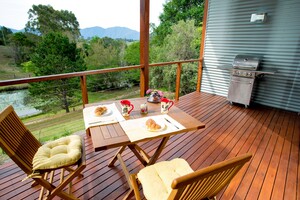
[0,105,86,200]
[130,153,252,200]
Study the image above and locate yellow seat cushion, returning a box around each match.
[137,158,194,200]
[32,135,82,170]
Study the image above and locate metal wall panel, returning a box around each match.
[201,0,300,112]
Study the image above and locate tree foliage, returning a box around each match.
[85,37,124,67]
[123,41,140,85]
[9,32,38,65]
[150,20,200,94]
[25,4,80,40]
[83,37,138,91]
[152,0,204,45]
[124,41,140,66]
[27,32,86,113]
[0,26,13,45]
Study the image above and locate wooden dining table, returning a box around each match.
[84,97,205,197]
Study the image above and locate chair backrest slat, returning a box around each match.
[0,105,41,174]
[168,153,252,200]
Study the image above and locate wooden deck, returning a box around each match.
[0,92,299,200]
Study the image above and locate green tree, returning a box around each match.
[152,0,204,45]
[25,4,80,40]
[0,26,13,45]
[9,32,37,65]
[150,20,200,94]
[85,37,121,67]
[27,32,86,113]
[123,41,140,85]
[124,41,140,65]
[84,37,130,91]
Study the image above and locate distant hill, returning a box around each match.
[80,26,139,40]
[1,25,139,40]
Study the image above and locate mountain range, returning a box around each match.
[6,26,140,40]
[80,26,139,40]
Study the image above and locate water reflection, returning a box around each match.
[0,90,41,117]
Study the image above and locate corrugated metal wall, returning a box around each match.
[201,0,300,112]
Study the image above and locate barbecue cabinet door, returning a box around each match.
[227,76,254,106]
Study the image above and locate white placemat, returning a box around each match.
[119,115,185,142]
[83,103,125,129]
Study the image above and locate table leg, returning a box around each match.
[148,136,170,165]
[108,146,126,167]
[86,128,91,136]
[128,145,148,166]
[117,153,131,189]
[134,144,151,161]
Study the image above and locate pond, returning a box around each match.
[0,89,41,117]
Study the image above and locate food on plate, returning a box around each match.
[145,118,161,131]
[94,106,107,116]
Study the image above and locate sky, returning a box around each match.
[0,0,166,31]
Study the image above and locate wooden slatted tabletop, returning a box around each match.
[85,97,205,152]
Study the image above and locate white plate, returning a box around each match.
[143,122,167,132]
[93,107,113,117]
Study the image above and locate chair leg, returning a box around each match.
[207,196,217,200]
[39,172,49,200]
[123,189,134,200]
[129,174,141,200]
[34,164,85,200]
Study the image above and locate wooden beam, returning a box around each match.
[175,63,182,101]
[140,0,150,97]
[196,0,209,92]
[80,75,88,107]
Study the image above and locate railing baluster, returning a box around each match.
[175,62,182,101]
[80,75,88,107]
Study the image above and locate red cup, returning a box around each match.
[160,98,174,113]
[120,100,134,116]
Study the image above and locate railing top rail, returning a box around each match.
[0,59,201,87]
[149,59,201,67]
[0,65,142,87]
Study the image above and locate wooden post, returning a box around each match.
[80,75,88,107]
[140,0,150,97]
[196,0,209,92]
[175,63,182,101]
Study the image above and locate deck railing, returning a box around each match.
[0,59,201,106]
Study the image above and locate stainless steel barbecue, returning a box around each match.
[227,55,274,107]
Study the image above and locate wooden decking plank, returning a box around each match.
[190,105,255,168]
[283,113,299,200]
[202,106,259,164]
[0,92,299,200]
[271,111,295,199]
[198,107,263,199]
[258,111,290,199]
[169,103,238,162]
[220,107,274,199]
[244,109,284,200]
[229,108,277,199]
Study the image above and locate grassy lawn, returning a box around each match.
[0,45,31,81]
[0,86,140,164]
[23,86,140,143]
[0,45,141,144]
